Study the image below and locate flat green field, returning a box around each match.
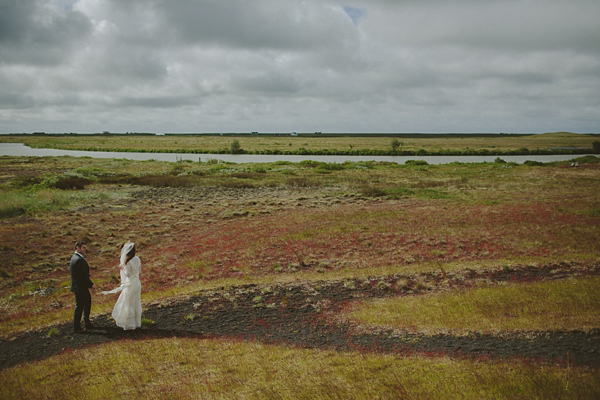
[1,131,598,155]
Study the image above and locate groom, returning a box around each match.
[70,241,94,333]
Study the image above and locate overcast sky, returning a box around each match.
[1,0,599,134]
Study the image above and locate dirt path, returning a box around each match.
[1,262,599,371]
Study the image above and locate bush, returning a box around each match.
[391,138,403,153]
[10,176,42,188]
[230,139,243,154]
[34,173,92,190]
[572,155,600,164]
[51,176,91,190]
[74,166,113,178]
[524,160,545,166]
[298,160,321,168]
[405,160,429,166]
[0,206,26,219]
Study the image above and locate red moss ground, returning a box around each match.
[1,161,599,371]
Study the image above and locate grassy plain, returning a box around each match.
[348,276,600,335]
[2,338,599,399]
[1,145,599,398]
[1,131,598,155]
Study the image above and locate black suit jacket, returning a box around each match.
[70,253,93,293]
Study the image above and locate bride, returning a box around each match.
[102,242,142,330]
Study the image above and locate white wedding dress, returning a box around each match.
[103,256,142,330]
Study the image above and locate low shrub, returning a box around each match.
[0,206,26,218]
[405,160,429,166]
[572,155,600,164]
[10,176,42,188]
[524,160,545,166]
[74,166,114,178]
[34,173,92,190]
[51,176,91,190]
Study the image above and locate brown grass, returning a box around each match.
[1,338,599,399]
[347,276,600,335]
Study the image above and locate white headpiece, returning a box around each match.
[120,242,135,267]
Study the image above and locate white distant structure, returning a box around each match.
[290,132,298,136]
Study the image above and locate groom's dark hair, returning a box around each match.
[75,241,86,249]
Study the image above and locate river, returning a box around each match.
[0,142,590,165]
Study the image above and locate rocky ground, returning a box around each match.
[2,261,599,371]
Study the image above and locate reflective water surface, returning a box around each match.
[0,142,589,164]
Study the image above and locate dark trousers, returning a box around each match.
[74,289,91,329]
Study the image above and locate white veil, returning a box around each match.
[102,242,135,295]
[120,242,135,268]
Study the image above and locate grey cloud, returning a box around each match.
[0,0,92,65]
[367,1,600,53]
[153,0,357,50]
[85,48,168,84]
[117,95,199,109]
[232,71,303,95]
[0,93,36,109]
[0,0,598,134]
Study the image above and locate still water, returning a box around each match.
[0,142,589,165]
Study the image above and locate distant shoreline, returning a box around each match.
[1,132,598,157]
[4,132,600,137]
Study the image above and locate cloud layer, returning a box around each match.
[1,0,598,133]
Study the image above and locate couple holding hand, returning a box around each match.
[69,241,142,333]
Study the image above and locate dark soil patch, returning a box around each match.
[1,262,599,371]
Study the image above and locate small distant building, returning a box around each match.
[290,132,298,136]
